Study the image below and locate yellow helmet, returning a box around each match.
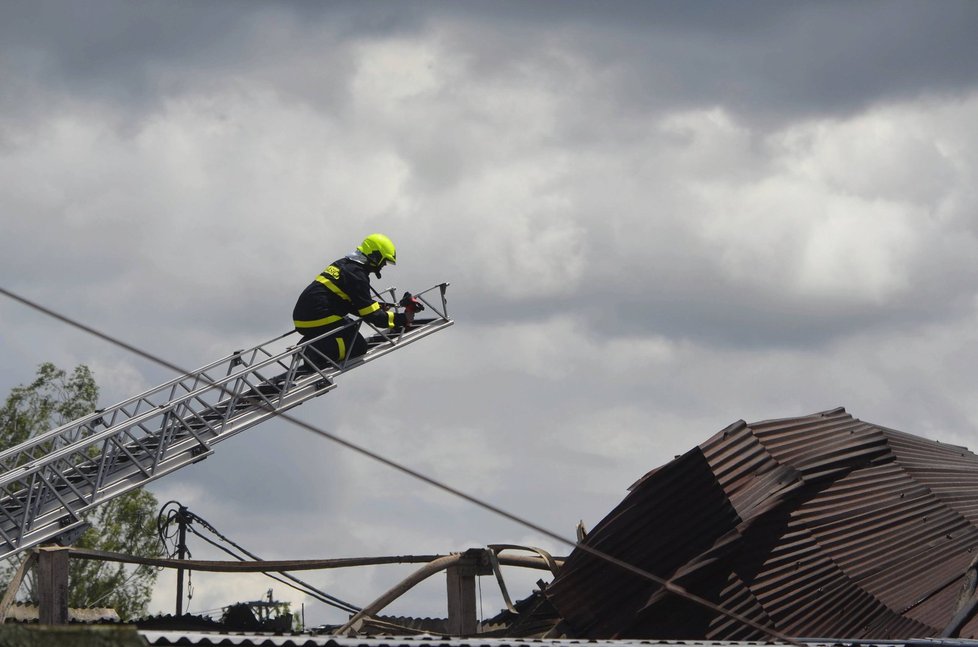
[357,233,397,268]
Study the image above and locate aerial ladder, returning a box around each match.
[0,283,452,562]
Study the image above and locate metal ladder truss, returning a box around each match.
[0,283,452,561]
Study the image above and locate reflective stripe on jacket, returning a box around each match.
[292,256,401,334]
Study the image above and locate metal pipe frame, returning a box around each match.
[333,548,564,637]
[0,284,452,561]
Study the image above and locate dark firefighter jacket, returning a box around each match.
[292,256,408,336]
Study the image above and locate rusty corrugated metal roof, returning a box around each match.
[546,407,978,640]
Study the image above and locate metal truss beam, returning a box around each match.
[0,284,452,560]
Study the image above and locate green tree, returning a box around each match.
[0,363,162,620]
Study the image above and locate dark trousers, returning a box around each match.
[300,325,368,369]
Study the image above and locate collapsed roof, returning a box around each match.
[544,407,978,640]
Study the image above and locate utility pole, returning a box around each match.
[175,505,191,616]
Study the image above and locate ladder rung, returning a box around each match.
[0,286,452,559]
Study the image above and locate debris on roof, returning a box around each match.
[544,407,978,640]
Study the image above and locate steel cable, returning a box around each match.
[0,285,801,645]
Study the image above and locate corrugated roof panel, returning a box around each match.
[545,408,978,640]
[888,433,978,526]
[547,446,743,638]
[705,573,771,640]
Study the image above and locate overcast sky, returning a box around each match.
[2,0,978,628]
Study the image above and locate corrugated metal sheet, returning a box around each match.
[135,634,978,647]
[546,408,978,640]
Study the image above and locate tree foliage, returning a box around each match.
[1,363,162,620]
[69,489,161,618]
[0,362,98,446]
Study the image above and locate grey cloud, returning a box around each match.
[3,0,978,627]
[0,1,435,122]
[5,2,978,126]
[426,2,978,127]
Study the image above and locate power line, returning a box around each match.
[0,285,801,645]
[183,506,361,615]
[158,501,355,614]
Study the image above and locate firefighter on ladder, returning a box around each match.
[292,233,423,368]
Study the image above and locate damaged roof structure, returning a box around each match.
[542,407,978,640]
[14,406,978,647]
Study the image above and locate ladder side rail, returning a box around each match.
[0,516,16,548]
[415,283,451,320]
[361,315,453,356]
[0,403,210,491]
[109,421,170,475]
[369,282,449,322]
[168,336,325,412]
[0,285,452,558]
[18,451,110,529]
[370,284,397,306]
[39,459,86,526]
[26,439,119,516]
[1,462,77,536]
[123,320,450,468]
[90,436,113,495]
[8,420,219,548]
[353,283,451,352]
[0,330,297,465]
[0,333,316,490]
[293,317,454,380]
[35,470,82,521]
[31,428,180,527]
[0,340,298,487]
[164,409,215,450]
[47,471,89,517]
[239,343,292,382]
[58,423,89,453]
[48,459,90,504]
[359,321,455,368]
[153,411,185,468]
[5,374,345,556]
[0,344,324,504]
[0,284,449,468]
[19,473,41,543]
[0,336,302,478]
[1,342,380,558]
[8,477,33,537]
[165,373,220,410]
[294,339,343,377]
[172,399,213,424]
[329,289,452,368]
[0,392,164,471]
[108,436,154,480]
[0,482,34,525]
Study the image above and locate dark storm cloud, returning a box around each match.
[0,1,426,123]
[447,1,978,125]
[311,1,978,136]
[5,1,978,126]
